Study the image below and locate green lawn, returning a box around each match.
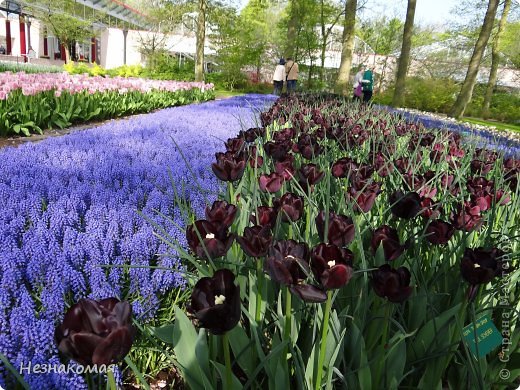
[462,117,520,133]
[215,90,244,99]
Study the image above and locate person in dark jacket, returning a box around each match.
[362,67,374,102]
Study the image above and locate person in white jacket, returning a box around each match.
[272,58,286,95]
[352,66,365,100]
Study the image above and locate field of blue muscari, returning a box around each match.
[0,95,276,388]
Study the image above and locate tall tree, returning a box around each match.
[449,0,500,119]
[392,0,416,107]
[286,0,299,58]
[482,0,511,118]
[195,0,207,81]
[318,0,344,80]
[335,0,357,95]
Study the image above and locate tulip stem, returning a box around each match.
[107,369,117,390]
[282,286,292,367]
[223,333,232,389]
[228,183,235,205]
[315,290,333,390]
[255,258,263,323]
[323,172,331,243]
[305,202,311,242]
[375,303,391,386]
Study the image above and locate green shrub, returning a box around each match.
[206,70,249,91]
[465,84,520,124]
[0,62,63,74]
[106,64,144,78]
[375,77,519,125]
[374,77,458,113]
[141,52,195,81]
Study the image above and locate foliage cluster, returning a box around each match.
[63,61,108,77]
[0,86,214,136]
[142,52,195,81]
[375,77,520,124]
[147,93,520,389]
[0,62,63,74]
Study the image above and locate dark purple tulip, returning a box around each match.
[470,159,493,175]
[449,145,465,158]
[461,248,505,287]
[248,145,264,168]
[225,137,245,153]
[419,197,442,219]
[299,163,324,186]
[296,133,323,160]
[241,127,265,142]
[371,225,405,261]
[425,220,455,245]
[273,127,296,142]
[316,211,355,247]
[389,191,422,219]
[264,140,292,161]
[276,192,304,222]
[205,200,237,228]
[237,225,272,257]
[419,132,435,146]
[275,156,296,181]
[471,195,492,212]
[373,152,393,177]
[394,158,410,174]
[450,203,483,232]
[251,206,278,228]
[265,240,327,302]
[347,183,380,213]
[186,220,234,259]
[259,172,284,193]
[331,157,358,178]
[311,243,354,289]
[495,190,510,206]
[212,151,246,182]
[55,298,134,366]
[190,269,241,334]
[372,264,413,303]
[467,177,494,197]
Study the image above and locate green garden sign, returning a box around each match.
[462,315,503,358]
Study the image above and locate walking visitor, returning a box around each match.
[273,58,286,95]
[285,58,299,93]
[362,67,374,102]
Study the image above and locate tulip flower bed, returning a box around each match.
[157,94,519,389]
[0,72,214,136]
[0,94,275,389]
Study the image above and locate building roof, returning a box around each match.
[1,0,150,29]
[75,0,149,28]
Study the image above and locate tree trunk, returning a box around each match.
[392,0,417,107]
[449,0,499,119]
[482,0,511,119]
[319,0,325,81]
[335,0,357,95]
[286,0,298,59]
[64,45,71,64]
[195,0,206,82]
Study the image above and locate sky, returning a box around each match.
[360,0,460,28]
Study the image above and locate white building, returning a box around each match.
[0,0,213,69]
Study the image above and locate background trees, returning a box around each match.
[449,0,500,119]
[392,0,416,107]
[116,0,520,123]
[25,0,96,63]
